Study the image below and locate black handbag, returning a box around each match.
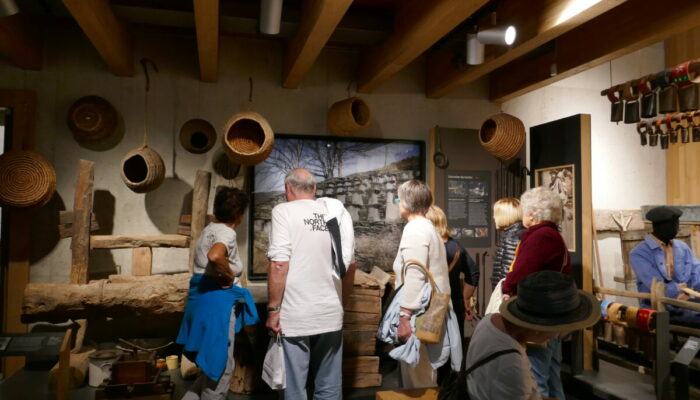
[437,348,519,400]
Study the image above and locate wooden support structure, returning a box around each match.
[193,0,219,82]
[357,0,489,93]
[489,0,700,102]
[131,247,152,276]
[189,171,212,272]
[62,0,134,77]
[426,0,624,98]
[282,0,352,89]
[90,234,190,249]
[58,210,100,239]
[55,329,72,400]
[0,13,42,70]
[71,160,95,284]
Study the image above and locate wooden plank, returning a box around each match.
[62,0,134,76]
[594,286,651,299]
[58,211,100,239]
[343,328,376,356]
[194,0,219,82]
[345,294,381,314]
[376,388,439,400]
[489,0,700,102]
[131,247,152,276]
[352,288,380,297]
[426,0,625,98]
[343,372,381,388]
[342,356,379,373]
[179,214,215,225]
[0,13,42,70]
[282,0,352,88]
[357,0,489,93]
[177,226,191,236]
[353,268,380,288]
[91,234,190,249]
[580,114,593,371]
[71,160,95,285]
[189,171,212,272]
[56,329,72,400]
[343,311,381,325]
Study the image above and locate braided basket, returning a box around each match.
[180,119,216,154]
[222,111,274,166]
[120,145,165,193]
[0,150,56,208]
[479,113,525,161]
[67,96,118,142]
[327,97,371,136]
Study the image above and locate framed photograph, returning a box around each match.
[534,164,576,252]
[249,134,425,279]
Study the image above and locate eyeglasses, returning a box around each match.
[393,197,401,204]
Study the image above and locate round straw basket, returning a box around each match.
[180,119,216,154]
[222,111,274,166]
[120,145,166,193]
[479,113,525,160]
[0,150,56,208]
[327,97,371,136]
[67,96,118,142]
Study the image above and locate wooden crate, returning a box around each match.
[343,324,377,356]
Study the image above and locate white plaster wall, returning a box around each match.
[502,44,667,304]
[0,26,498,283]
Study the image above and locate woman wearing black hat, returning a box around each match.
[466,271,600,400]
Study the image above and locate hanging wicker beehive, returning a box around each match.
[222,111,274,166]
[327,97,371,136]
[180,119,216,154]
[479,113,525,160]
[67,96,118,142]
[0,150,56,208]
[120,145,165,193]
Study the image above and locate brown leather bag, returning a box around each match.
[402,259,451,344]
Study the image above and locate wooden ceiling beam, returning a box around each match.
[490,0,700,103]
[62,0,134,76]
[357,0,489,93]
[426,0,626,99]
[193,0,219,83]
[282,0,352,89]
[0,13,42,70]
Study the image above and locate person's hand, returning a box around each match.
[677,293,691,301]
[502,294,511,302]
[397,316,412,343]
[463,298,475,321]
[266,311,282,334]
[214,271,234,288]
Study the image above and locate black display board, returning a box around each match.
[445,170,491,248]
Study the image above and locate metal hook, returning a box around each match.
[248,77,254,103]
[140,58,159,92]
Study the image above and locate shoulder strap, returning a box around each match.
[465,349,519,376]
[448,246,460,272]
[401,259,437,295]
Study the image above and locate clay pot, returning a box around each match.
[222,111,274,166]
[327,97,371,136]
[120,145,165,193]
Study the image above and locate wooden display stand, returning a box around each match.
[376,387,438,400]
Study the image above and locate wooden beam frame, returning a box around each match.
[282,0,352,89]
[357,0,489,93]
[193,0,219,82]
[0,13,42,70]
[489,0,700,102]
[426,0,625,98]
[62,0,134,77]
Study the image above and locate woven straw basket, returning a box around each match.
[222,111,274,166]
[67,96,118,142]
[180,119,216,154]
[120,145,166,193]
[327,97,371,136]
[0,150,56,208]
[479,113,525,160]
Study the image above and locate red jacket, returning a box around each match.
[501,221,571,295]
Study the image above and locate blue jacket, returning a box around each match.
[176,275,259,381]
[630,234,700,323]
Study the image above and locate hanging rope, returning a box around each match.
[140,58,159,148]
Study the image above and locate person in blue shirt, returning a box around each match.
[629,206,700,326]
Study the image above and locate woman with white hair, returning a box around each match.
[501,186,571,400]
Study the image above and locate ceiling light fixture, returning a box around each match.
[260,0,283,35]
[0,0,19,18]
[466,25,517,65]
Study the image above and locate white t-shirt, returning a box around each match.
[193,222,243,286]
[267,199,343,337]
[392,217,450,310]
[466,314,542,400]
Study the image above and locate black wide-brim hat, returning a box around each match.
[500,271,601,332]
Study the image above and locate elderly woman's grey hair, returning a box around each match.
[520,186,563,225]
[398,180,433,215]
[285,168,316,194]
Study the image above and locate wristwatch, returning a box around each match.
[399,311,412,318]
[267,306,281,312]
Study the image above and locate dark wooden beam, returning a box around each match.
[490,0,700,102]
[193,0,219,82]
[357,0,489,93]
[0,13,42,70]
[426,0,626,98]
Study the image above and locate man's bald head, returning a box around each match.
[284,168,316,198]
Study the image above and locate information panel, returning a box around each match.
[445,170,491,248]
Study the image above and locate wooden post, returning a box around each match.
[189,170,211,272]
[71,160,95,284]
[131,247,152,276]
[56,328,73,400]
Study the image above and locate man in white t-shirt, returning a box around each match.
[266,168,356,400]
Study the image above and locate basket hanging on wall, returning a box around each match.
[479,113,525,161]
[0,150,56,208]
[327,97,371,136]
[120,145,165,193]
[67,95,118,142]
[180,119,216,154]
[222,111,274,166]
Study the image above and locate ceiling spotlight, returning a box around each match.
[260,0,283,35]
[466,25,517,65]
[0,0,19,17]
